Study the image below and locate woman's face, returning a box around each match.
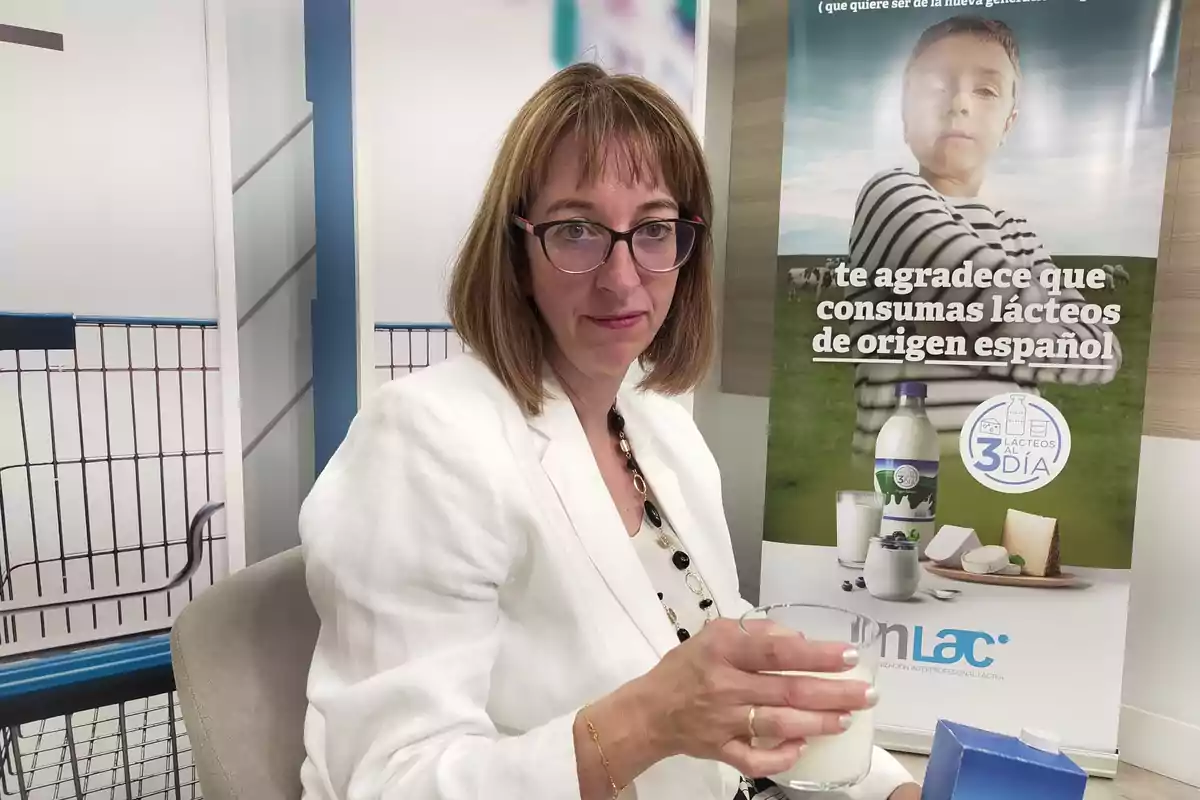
[524,136,682,387]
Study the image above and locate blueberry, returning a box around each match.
[842,580,853,592]
[856,576,866,589]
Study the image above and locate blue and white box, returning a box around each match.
[922,720,1087,800]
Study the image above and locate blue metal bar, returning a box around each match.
[0,634,171,701]
[1,313,218,352]
[0,312,217,327]
[306,0,359,474]
[0,312,75,350]
[75,315,218,327]
[0,311,74,320]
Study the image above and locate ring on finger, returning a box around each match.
[747,706,759,741]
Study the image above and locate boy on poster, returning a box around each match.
[847,16,1123,454]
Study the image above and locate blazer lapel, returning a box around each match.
[527,388,679,659]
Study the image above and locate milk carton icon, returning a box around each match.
[1005,395,1027,437]
[923,720,1087,800]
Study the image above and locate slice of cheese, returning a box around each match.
[1001,509,1062,577]
[926,525,983,566]
[962,545,1010,575]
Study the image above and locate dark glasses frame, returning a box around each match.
[512,214,708,275]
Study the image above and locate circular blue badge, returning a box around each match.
[959,393,1072,494]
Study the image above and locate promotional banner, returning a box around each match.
[760,0,1181,760]
[552,0,698,112]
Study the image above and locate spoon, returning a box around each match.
[924,588,961,601]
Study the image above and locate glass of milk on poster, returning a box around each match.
[836,491,883,567]
[739,604,882,792]
[874,381,939,558]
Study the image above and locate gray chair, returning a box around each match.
[171,542,318,800]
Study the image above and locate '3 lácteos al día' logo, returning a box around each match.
[960,392,1072,494]
[892,463,921,490]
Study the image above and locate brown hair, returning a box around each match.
[446,62,715,416]
[908,16,1021,96]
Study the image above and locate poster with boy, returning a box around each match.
[760,1,1181,765]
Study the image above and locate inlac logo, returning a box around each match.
[959,392,1071,494]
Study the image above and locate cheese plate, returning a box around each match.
[924,564,1082,588]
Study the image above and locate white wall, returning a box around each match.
[224,0,316,563]
[1119,436,1200,786]
[354,1,556,328]
[1,0,219,318]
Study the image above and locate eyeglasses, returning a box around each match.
[512,214,706,275]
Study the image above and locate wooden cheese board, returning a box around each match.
[924,563,1082,588]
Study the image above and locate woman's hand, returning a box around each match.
[632,617,878,779]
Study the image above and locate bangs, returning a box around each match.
[518,78,705,216]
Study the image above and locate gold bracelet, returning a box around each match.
[583,709,621,799]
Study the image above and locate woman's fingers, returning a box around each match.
[739,671,877,713]
[648,619,879,774]
[744,704,856,741]
[727,626,859,675]
[721,738,806,780]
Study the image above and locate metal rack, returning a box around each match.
[373,323,464,383]
[0,314,226,800]
[2,690,198,800]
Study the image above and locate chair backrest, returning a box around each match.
[171,546,318,800]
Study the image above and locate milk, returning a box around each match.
[835,491,882,566]
[874,381,939,558]
[768,662,876,790]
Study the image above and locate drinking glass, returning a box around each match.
[836,490,882,567]
[739,603,882,792]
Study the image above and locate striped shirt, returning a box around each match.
[846,169,1122,454]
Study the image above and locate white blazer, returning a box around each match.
[299,353,913,800]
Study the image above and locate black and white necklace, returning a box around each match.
[608,404,718,642]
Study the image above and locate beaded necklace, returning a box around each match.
[608,404,718,641]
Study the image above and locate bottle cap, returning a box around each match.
[896,381,927,398]
[1019,728,1061,755]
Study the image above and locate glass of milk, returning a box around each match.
[836,491,882,567]
[739,603,882,792]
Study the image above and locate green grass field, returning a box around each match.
[763,255,1156,571]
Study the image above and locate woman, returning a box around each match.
[298,64,920,800]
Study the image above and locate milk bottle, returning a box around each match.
[1005,394,1028,436]
[874,382,939,558]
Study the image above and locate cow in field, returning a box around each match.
[787,265,835,301]
[1101,264,1130,291]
